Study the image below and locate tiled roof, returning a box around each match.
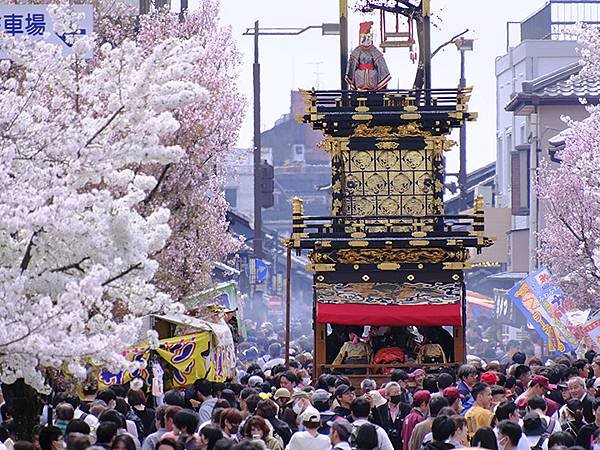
[522,62,600,98]
[506,62,600,111]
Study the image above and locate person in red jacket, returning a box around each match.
[401,390,430,450]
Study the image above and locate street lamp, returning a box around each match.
[454,37,474,212]
[243,21,339,259]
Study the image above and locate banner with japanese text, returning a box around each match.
[583,316,600,352]
[508,269,579,353]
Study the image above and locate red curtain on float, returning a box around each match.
[316,302,462,327]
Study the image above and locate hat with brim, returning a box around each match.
[523,413,545,436]
[409,368,426,378]
[287,389,310,404]
[274,387,291,400]
[334,384,355,398]
[327,417,353,434]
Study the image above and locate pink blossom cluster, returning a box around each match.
[538,26,600,309]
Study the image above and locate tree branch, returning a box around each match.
[143,163,172,205]
[77,106,125,158]
[49,256,90,274]
[20,230,41,273]
[102,262,142,286]
[431,29,469,59]
[359,0,420,18]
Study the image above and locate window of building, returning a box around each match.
[511,145,530,215]
[225,187,237,208]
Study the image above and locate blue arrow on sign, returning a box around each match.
[56,29,86,48]
[245,258,269,284]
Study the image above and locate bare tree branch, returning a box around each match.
[49,257,90,274]
[77,105,125,158]
[144,163,172,205]
[102,262,142,286]
[431,28,469,59]
[20,230,41,273]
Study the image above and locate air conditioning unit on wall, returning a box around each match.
[292,144,305,162]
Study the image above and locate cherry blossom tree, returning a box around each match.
[0,6,210,392]
[135,4,244,299]
[538,25,600,310]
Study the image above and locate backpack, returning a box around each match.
[530,417,555,450]
[417,343,446,364]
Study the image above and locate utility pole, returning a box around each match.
[339,0,348,90]
[422,0,432,104]
[459,48,467,212]
[253,20,263,258]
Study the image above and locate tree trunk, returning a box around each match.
[2,380,43,441]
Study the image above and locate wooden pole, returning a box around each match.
[339,0,348,90]
[285,246,292,367]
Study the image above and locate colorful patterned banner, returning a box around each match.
[508,269,579,354]
[100,332,230,388]
[583,316,600,352]
[316,281,461,306]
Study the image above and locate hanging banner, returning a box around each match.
[508,268,578,354]
[583,316,600,351]
[99,332,230,389]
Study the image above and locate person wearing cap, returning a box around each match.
[515,375,560,419]
[274,388,291,417]
[443,387,464,414]
[522,411,552,450]
[390,370,413,405]
[248,375,264,390]
[401,390,430,450]
[328,417,353,450]
[408,369,426,393]
[526,396,561,434]
[311,389,335,435]
[560,399,584,440]
[373,382,411,450]
[283,390,311,433]
[333,384,356,418]
[286,407,331,450]
[464,382,494,438]
[480,371,500,386]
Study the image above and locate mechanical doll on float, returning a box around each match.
[345,21,391,91]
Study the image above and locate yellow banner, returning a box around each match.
[99,332,228,388]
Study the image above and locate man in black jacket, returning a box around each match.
[569,377,595,424]
[576,398,600,449]
[373,382,411,450]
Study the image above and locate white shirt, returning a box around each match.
[286,430,331,450]
[264,357,286,370]
[524,435,548,450]
[352,418,394,450]
[495,425,530,450]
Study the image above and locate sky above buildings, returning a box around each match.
[207,0,552,173]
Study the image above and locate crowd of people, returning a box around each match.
[1,320,600,450]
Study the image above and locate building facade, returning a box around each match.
[495,0,600,278]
